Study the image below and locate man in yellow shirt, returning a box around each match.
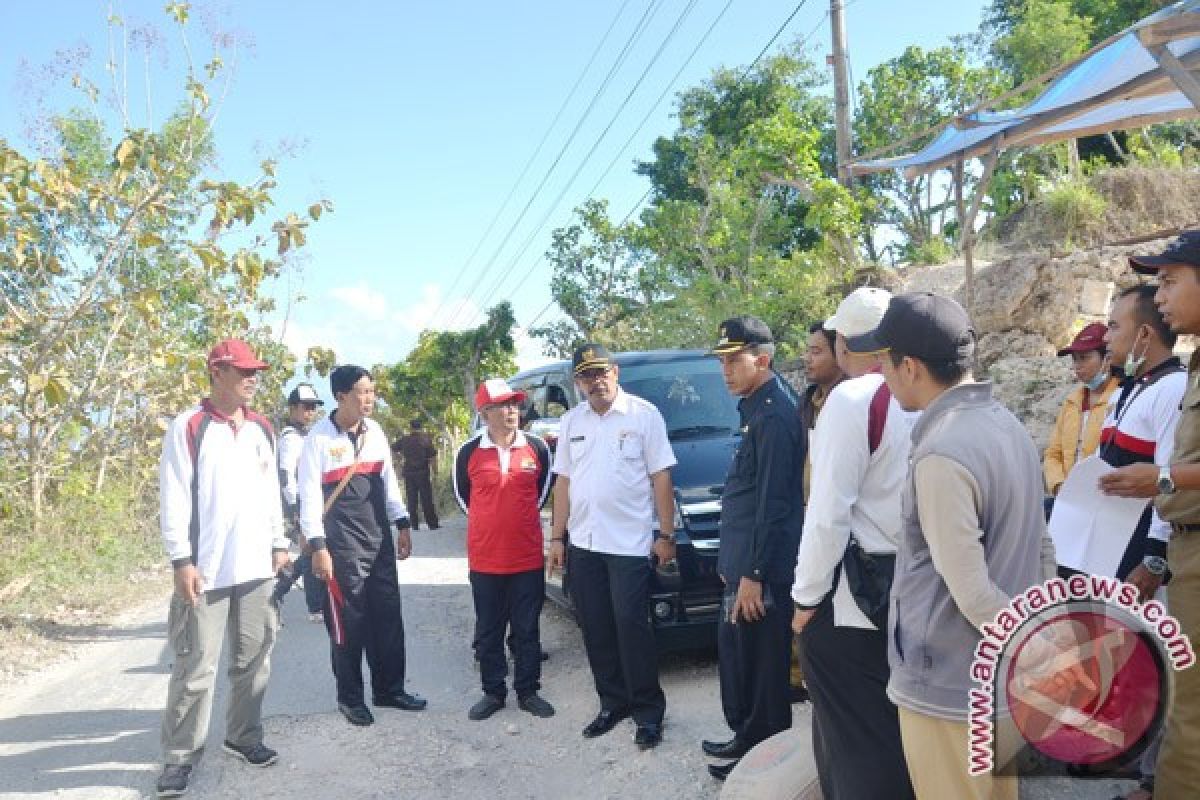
[1043,323,1119,506]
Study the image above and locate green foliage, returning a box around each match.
[0,7,327,537]
[853,45,1005,255]
[378,302,518,440]
[535,51,858,360]
[991,0,1093,85]
[906,236,956,266]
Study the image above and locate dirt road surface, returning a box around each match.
[0,515,1135,799]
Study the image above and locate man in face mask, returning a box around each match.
[1042,323,1120,507]
[1065,286,1187,599]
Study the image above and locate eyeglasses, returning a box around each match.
[576,368,612,382]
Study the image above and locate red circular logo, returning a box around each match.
[1005,610,1164,766]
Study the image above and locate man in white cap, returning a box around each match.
[789,288,916,800]
[453,378,555,721]
[278,382,326,621]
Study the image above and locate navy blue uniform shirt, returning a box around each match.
[716,374,805,586]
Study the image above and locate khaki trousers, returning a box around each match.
[898,706,1018,800]
[160,578,279,764]
[1157,532,1200,800]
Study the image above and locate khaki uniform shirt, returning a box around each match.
[1157,350,1200,524]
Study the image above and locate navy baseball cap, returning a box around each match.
[1129,229,1200,274]
[850,292,975,361]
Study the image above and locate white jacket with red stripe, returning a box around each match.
[158,402,287,591]
[297,414,409,546]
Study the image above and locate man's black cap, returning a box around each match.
[849,292,975,362]
[1129,229,1200,274]
[572,343,614,375]
[711,316,773,355]
[287,382,323,406]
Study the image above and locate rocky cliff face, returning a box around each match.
[896,236,1193,450]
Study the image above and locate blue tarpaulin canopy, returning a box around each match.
[848,0,1200,178]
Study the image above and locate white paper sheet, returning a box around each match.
[1048,455,1150,576]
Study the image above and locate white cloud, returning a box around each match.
[393,283,484,334]
[513,326,556,372]
[329,284,389,321]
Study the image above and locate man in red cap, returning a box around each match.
[156,338,290,798]
[453,378,555,721]
[1043,322,1120,506]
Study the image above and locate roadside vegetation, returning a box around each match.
[1,1,1195,661]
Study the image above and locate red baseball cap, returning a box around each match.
[1056,322,1108,357]
[474,378,526,411]
[207,338,269,371]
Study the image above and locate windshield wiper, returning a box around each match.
[667,425,733,440]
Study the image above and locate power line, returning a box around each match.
[424,0,636,327]
[525,0,818,335]
[463,0,702,325]
[443,0,667,329]
[505,0,736,305]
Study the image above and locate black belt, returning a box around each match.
[1171,523,1200,535]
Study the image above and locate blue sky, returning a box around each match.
[1,0,988,374]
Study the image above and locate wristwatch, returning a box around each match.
[1143,555,1168,576]
[1157,466,1177,495]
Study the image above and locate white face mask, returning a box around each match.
[1123,329,1149,378]
[1084,370,1108,391]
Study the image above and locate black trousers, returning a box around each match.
[717,581,793,747]
[469,568,544,699]
[403,471,438,528]
[324,537,407,707]
[800,597,914,800]
[568,545,665,725]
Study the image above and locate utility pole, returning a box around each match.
[829,0,853,187]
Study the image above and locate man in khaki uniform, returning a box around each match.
[1103,231,1200,800]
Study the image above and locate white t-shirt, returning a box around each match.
[552,388,677,556]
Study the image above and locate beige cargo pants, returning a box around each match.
[160,577,279,765]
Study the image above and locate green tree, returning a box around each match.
[853,45,1006,260]
[0,5,327,526]
[379,302,518,441]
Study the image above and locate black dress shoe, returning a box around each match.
[581,709,629,738]
[468,694,505,720]
[338,703,374,727]
[708,760,738,781]
[789,684,810,704]
[634,723,662,749]
[702,737,750,759]
[373,691,427,711]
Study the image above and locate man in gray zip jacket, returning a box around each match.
[853,292,1057,800]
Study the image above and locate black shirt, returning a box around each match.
[716,375,805,586]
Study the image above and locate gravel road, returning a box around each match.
[0,515,1136,799]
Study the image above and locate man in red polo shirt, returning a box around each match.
[454,378,555,720]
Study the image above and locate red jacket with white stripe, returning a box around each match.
[453,430,552,574]
[297,414,409,550]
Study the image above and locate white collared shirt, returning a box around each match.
[791,373,919,629]
[552,388,676,556]
[478,428,527,473]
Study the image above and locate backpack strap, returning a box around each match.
[868,382,891,455]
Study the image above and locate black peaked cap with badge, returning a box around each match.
[711,316,774,355]
[1129,229,1200,274]
[572,343,615,375]
[849,292,975,362]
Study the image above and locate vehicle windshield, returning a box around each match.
[618,357,741,440]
